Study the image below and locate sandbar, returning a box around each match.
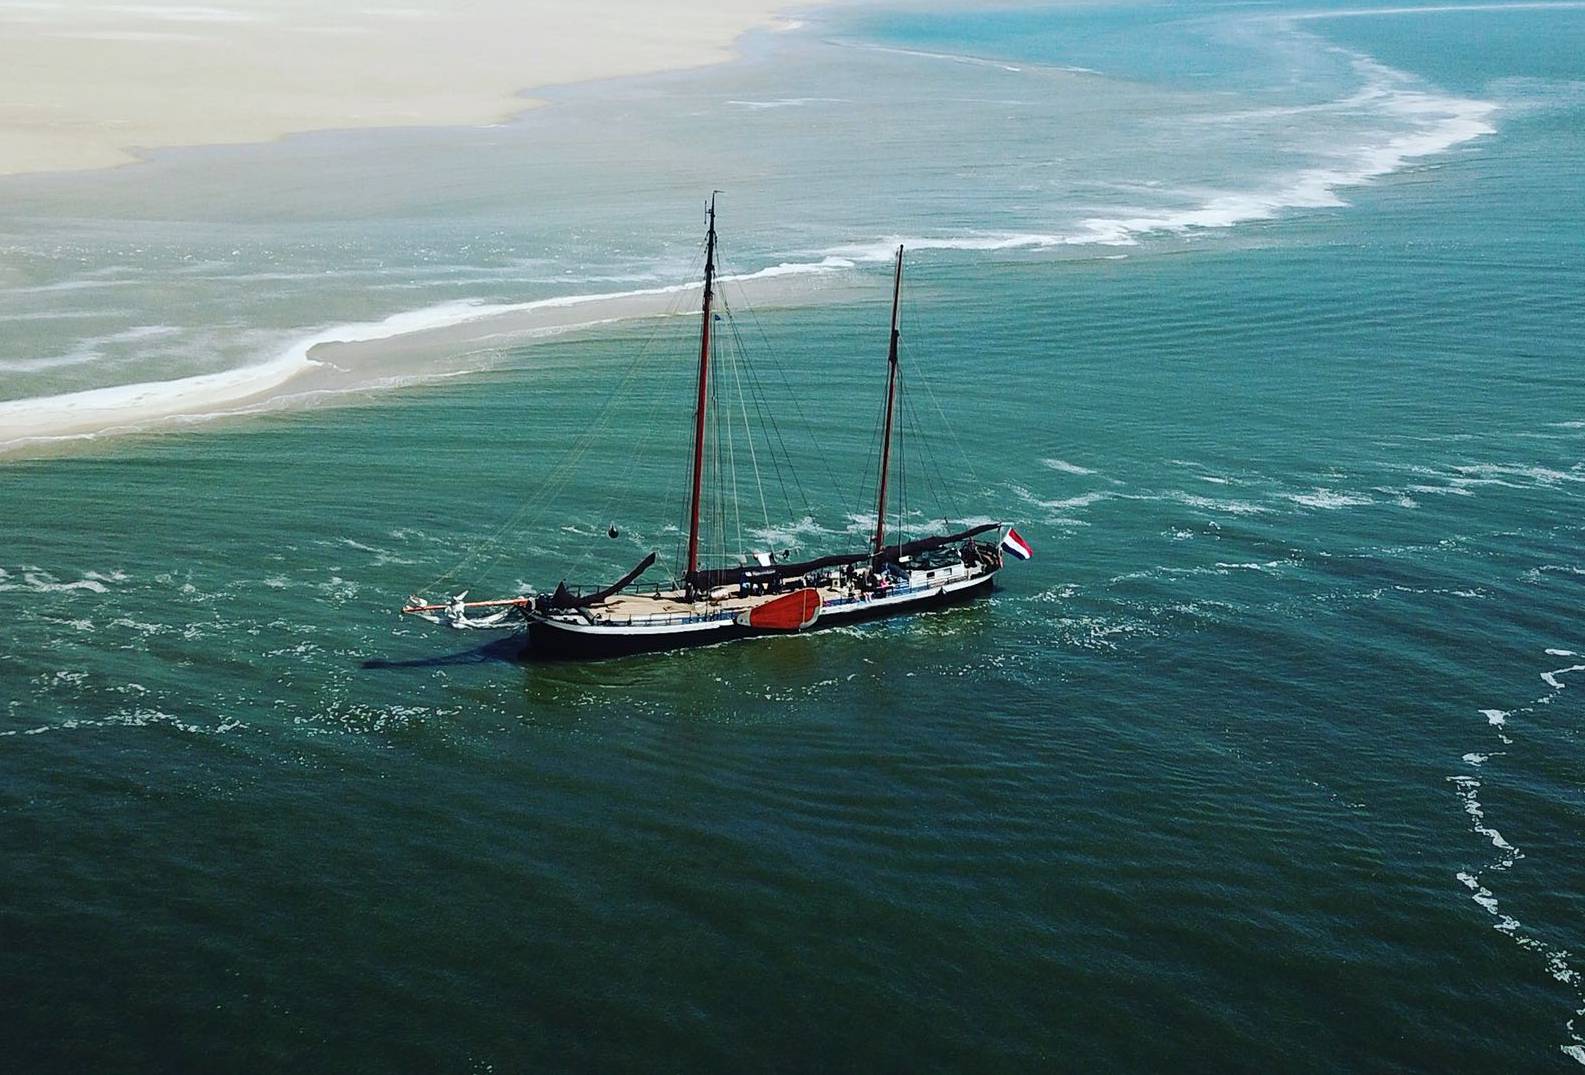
[0,0,801,177]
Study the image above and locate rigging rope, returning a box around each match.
[416,269,696,595]
[414,240,979,599]
[719,288,810,526]
[900,362,955,528]
[724,316,770,545]
[901,288,982,487]
[730,284,856,522]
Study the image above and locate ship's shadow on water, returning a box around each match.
[362,599,1002,674]
[361,633,530,670]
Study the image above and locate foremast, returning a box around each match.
[872,244,904,559]
[685,194,719,588]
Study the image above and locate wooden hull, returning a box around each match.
[525,572,995,660]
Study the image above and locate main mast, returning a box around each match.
[685,195,718,584]
[872,245,904,557]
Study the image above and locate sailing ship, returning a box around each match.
[402,198,1024,659]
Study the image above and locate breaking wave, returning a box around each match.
[0,566,127,594]
[824,51,1496,261]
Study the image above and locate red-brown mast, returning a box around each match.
[872,244,904,557]
[685,195,718,583]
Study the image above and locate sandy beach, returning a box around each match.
[0,0,798,177]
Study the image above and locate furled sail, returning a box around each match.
[688,550,872,591]
[687,524,1001,590]
[878,523,1000,562]
[545,552,658,609]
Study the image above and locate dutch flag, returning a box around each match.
[1001,527,1033,561]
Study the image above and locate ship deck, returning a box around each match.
[579,584,854,624]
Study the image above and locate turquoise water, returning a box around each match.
[4,2,1585,1069]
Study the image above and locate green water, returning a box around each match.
[4,2,1585,1070]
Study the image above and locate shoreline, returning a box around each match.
[0,1,808,179]
[0,263,871,461]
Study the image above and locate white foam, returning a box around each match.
[0,256,857,452]
[825,231,1086,262]
[849,41,1025,73]
[1480,708,1509,728]
[1451,776,1521,864]
[0,566,125,594]
[1297,2,1585,20]
[725,97,840,110]
[109,615,162,635]
[1042,458,1097,476]
[1047,491,1109,510]
[1542,665,1585,690]
[1406,482,1475,497]
[0,310,389,448]
[825,52,1496,261]
[1213,560,1291,573]
[1011,484,1110,512]
[1287,488,1375,509]
[0,324,182,374]
[0,706,214,739]
[1452,769,1585,1061]
[1455,462,1583,485]
[1457,640,1585,1060]
[1547,649,1579,657]
[1172,491,1269,516]
[748,515,834,548]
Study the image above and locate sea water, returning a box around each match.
[2,2,1584,1069]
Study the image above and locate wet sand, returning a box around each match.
[0,0,801,177]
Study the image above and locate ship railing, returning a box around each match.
[586,608,738,628]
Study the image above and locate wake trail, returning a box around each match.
[1454,648,1585,1065]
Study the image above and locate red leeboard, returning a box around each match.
[740,587,822,631]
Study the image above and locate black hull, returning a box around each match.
[525,574,995,661]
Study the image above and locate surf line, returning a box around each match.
[1293,2,1585,21]
[1453,649,1585,1065]
[0,256,856,455]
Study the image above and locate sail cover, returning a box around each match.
[546,552,658,609]
[687,550,870,591]
[879,523,1001,561]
